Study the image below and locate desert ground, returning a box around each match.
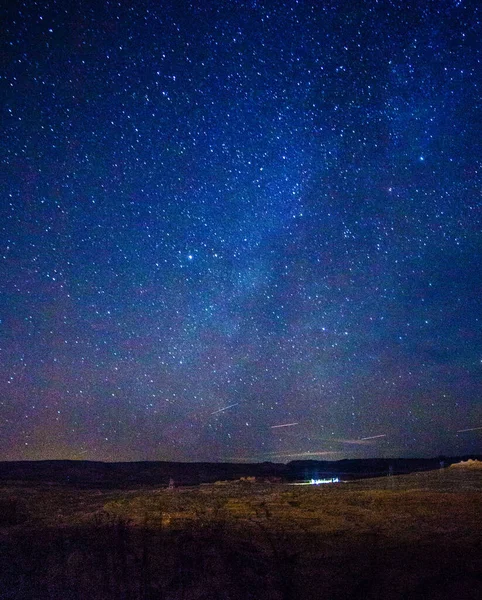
[1,467,481,600]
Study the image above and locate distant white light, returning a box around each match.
[310,477,339,485]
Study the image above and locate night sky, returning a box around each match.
[1,0,481,462]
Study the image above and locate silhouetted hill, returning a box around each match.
[286,456,482,480]
[0,460,285,487]
[0,456,480,487]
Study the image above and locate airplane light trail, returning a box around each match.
[270,422,299,429]
[267,450,341,459]
[332,438,373,445]
[456,426,482,433]
[225,450,341,462]
[210,403,239,415]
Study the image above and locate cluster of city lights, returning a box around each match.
[309,478,340,485]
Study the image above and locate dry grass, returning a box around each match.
[1,469,481,599]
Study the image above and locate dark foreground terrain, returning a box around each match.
[1,468,481,600]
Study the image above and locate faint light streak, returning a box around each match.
[360,434,387,441]
[264,450,341,459]
[210,403,239,415]
[225,450,342,462]
[331,438,373,445]
[456,426,482,433]
[270,422,299,429]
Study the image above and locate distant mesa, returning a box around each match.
[449,459,482,470]
[211,476,282,486]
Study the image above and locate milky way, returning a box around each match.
[1,0,480,461]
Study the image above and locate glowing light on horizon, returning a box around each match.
[310,477,339,485]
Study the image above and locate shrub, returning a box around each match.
[0,496,29,526]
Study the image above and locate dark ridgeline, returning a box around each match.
[0,456,480,487]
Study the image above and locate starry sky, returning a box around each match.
[1,0,481,462]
